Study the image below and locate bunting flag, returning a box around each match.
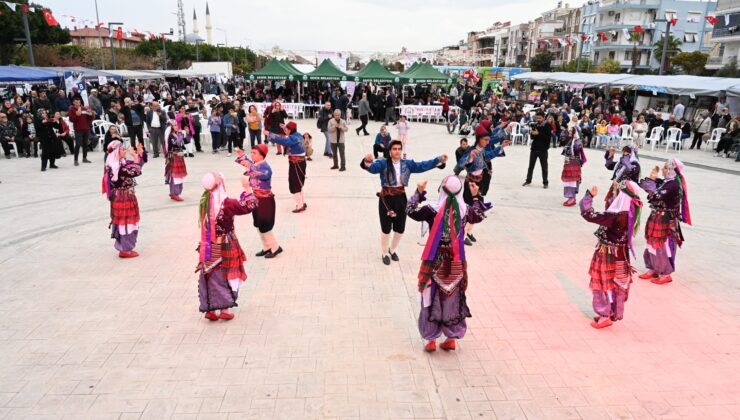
[622,28,630,40]
[670,18,678,26]
[42,9,59,26]
[705,16,718,25]
[565,37,572,46]
[148,32,156,40]
[598,32,608,42]
[503,21,511,27]
[116,26,123,41]
[22,3,28,13]
[557,38,567,47]
[725,14,730,26]
[5,2,16,11]
[634,25,644,33]
[581,33,588,42]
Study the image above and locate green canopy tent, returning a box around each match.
[305,59,350,81]
[279,60,308,80]
[248,59,305,81]
[353,60,400,83]
[399,62,451,84]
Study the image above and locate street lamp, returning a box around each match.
[160,29,174,70]
[107,22,124,70]
[217,43,226,61]
[654,19,672,76]
[214,28,228,46]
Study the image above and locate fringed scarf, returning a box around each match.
[198,172,226,263]
[102,140,124,200]
[671,159,692,225]
[422,178,467,264]
[607,180,643,258]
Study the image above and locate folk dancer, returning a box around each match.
[164,121,188,201]
[265,121,308,213]
[102,141,147,258]
[637,159,692,285]
[236,145,283,259]
[407,176,489,352]
[579,182,643,329]
[196,171,259,321]
[605,145,641,183]
[361,140,447,265]
[453,124,509,245]
[561,126,586,207]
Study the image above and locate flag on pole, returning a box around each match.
[670,18,678,26]
[116,26,123,41]
[557,38,566,47]
[598,32,608,42]
[705,16,718,25]
[581,33,588,41]
[42,9,59,26]
[634,25,644,33]
[22,3,28,13]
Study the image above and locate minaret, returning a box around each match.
[205,2,213,45]
[192,9,199,37]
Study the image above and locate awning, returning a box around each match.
[305,59,350,81]
[105,70,165,80]
[511,72,631,87]
[353,60,399,82]
[398,62,451,84]
[0,65,60,83]
[611,75,740,96]
[248,59,305,81]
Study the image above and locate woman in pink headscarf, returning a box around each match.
[196,168,259,321]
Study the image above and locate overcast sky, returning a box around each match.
[42,0,567,53]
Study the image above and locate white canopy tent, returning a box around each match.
[511,72,631,87]
[105,70,164,80]
[610,75,740,97]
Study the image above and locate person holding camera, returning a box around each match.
[523,112,551,188]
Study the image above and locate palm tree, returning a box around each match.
[654,34,682,73]
[629,32,642,73]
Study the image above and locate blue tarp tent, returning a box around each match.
[0,65,60,83]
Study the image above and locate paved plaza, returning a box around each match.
[1,120,739,420]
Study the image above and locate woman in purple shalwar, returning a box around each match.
[579,181,643,329]
[406,175,488,352]
[637,158,692,285]
[196,171,259,321]
[164,121,188,202]
[605,145,641,183]
[102,141,146,258]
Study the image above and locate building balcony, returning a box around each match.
[598,1,659,12]
[593,43,655,50]
[711,28,740,41]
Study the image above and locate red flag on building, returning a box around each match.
[42,9,59,26]
[116,26,123,41]
[148,32,156,40]
[634,25,644,33]
[705,16,718,25]
[598,32,608,42]
[565,37,572,46]
[670,18,678,26]
[581,33,588,41]
[503,21,511,27]
[22,3,29,13]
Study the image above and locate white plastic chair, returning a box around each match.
[7,141,20,158]
[645,126,664,151]
[509,122,524,145]
[619,124,633,146]
[704,128,725,152]
[665,127,683,152]
[94,121,114,151]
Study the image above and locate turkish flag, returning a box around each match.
[581,34,588,41]
[42,9,59,26]
[634,25,644,33]
[116,26,123,41]
[670,18,678,26]
[705,16,718,25]
[148,32,156,40]
[22,4,29,13]
[598,32,608,42]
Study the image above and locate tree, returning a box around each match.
[715,57,740,77]
[597,59,621,74]
[562,58,593,72]
[0,3,71,65]
[671,51,708,75]
[653,34,682,73]
[628,31,641,73]
[529,52,553,72]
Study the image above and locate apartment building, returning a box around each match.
[706,0,740,69]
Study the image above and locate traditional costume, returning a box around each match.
[406,176,488,352]
[164,122,188,201]
[102,141,146,258]
[637,158,692,285]
[361,140,444,265]
[580,182,642,329]
[238,144,283,258]
[561,129,586,207]
[266,121,308,213]
[605,145,641,183]
[196,172,259,320]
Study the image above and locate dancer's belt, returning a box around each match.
[380,186,405,197]
[253,188,274,199]
[288,155,306,164]
[465,173,483,183]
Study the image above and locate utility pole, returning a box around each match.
[659,20,671,76]
[108,22,123,70]
[21,4,34,66]
[161,28,174,70]
[576,34,585,73]
[94,0,105,69]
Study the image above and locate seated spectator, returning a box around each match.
[715,116,739,158]
[0,113,19,158]
[373,125,391,159]
[607,119,621,147]
[579,115,594,148]
[19,113,36,158]
[631,115,648,148]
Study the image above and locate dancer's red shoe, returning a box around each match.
[219,311,235,320]
[204,311,219,321]
[651,275,673,285]
[424,341,436,352]
[440,339,456,351]
[590,317,613,329]
[118,251,139,258]
[638,271,657,279]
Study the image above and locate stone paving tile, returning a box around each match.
[1,121,740,419]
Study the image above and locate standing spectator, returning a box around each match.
[461,88,475,115]
[33,91,52,114]
[223,108,240,157]
[328,109,348,171]
[265,101,288,155]
[690,110,712,149]
[146,101,167,158]
[19,113,36,158]
[208,107,222,154]
[338,92,350,120]
[121,97,145,149]
[54,90,71,115]
[52,111,73,156]
[36,109,58,171]
[355,93,372,136]
[373,89,386,122]
[235,100,247,149]
[185,98,204,152]
[384,90,397,125]
[317,101,333,157]
[396,115,411,157]
[672,100,685,120]
[522,112,551,188]
[246,105,263,147]
[67,97,95,165]
[440,94,449,120]
[88,89,103,116]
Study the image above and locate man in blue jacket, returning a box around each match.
[361,140,447,265]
